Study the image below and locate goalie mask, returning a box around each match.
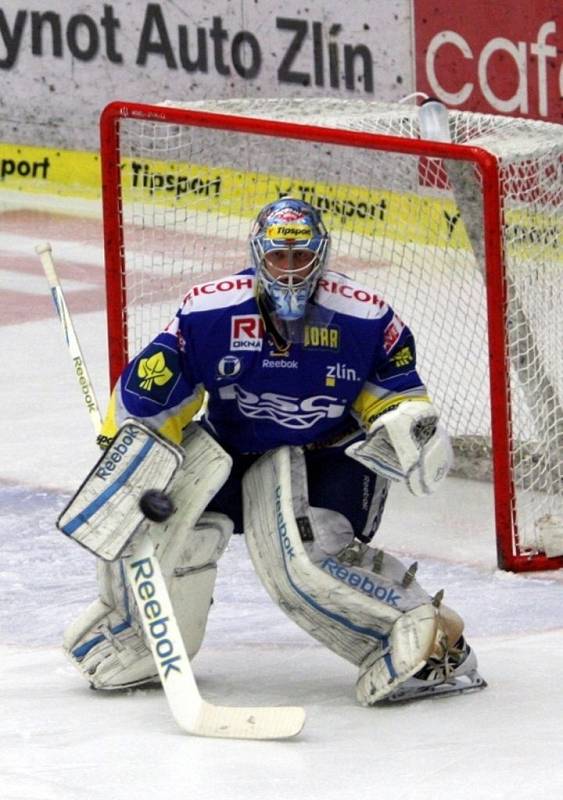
[250,198,330,324]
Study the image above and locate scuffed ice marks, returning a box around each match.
[0,485,96,646]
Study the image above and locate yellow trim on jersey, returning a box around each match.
[98,384,205,446]
[353,391,431,429]
[157,387,206,445]
[99,391,120,442]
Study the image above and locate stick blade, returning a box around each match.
[189,702,306,740]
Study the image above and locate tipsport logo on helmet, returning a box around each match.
[253,198,328,256]
[266,223,313,242]
[218,384,346,429]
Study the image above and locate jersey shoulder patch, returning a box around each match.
[316,270,389,320]
[181,270,256,314]
[123,338,182,407]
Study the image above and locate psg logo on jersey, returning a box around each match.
[217,355,242,379]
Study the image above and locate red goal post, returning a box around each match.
[99,98,563,573]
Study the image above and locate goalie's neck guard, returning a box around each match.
[257,286,335,347]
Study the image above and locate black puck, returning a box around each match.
[139,490,176,523]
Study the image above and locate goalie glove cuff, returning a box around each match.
[345,400,453,496]
[405,418,452,495]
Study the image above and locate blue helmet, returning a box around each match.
[250,197,330,320]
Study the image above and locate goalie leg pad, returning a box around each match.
[356,603,439,705]
[149,424,233,569]
[64,422,234,690]
[355,603,468,705]
[64,512,233,690]
[243,446,470,704]
[243,447,441,669]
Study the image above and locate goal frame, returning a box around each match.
[99,99,562,573]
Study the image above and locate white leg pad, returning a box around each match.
[63,596,158,689]
[64,512,232,689]
[243,445,465,706]
[356,603,440,705]
[168,514,233,660]
[243,447,402,667]
[64,424,234,690]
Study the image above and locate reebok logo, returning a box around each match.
[130,557,182,678]
[95,425,142,480]
[73,356,97,413]
[275,485,295,560]
[322,557,402,607]
[262,358,298,369]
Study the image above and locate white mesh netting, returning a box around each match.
[103,98,563,565]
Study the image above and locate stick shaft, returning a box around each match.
[36,242,103,434]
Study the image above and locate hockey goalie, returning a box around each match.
[63,197,485,705]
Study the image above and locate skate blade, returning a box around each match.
[383,670,487,704]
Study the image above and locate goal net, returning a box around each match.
[99,98,563,573]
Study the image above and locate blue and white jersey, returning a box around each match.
[100,268,430,454]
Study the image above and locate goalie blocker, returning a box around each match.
[57,420,185,561]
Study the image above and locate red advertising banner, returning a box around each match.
[413,0,562,122]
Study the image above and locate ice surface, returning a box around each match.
[1,201,563,799]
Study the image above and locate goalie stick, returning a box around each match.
[35,243,103,433]
[128,518,305,739]
[37,241,306,740]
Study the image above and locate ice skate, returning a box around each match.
[384,637,487,703]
